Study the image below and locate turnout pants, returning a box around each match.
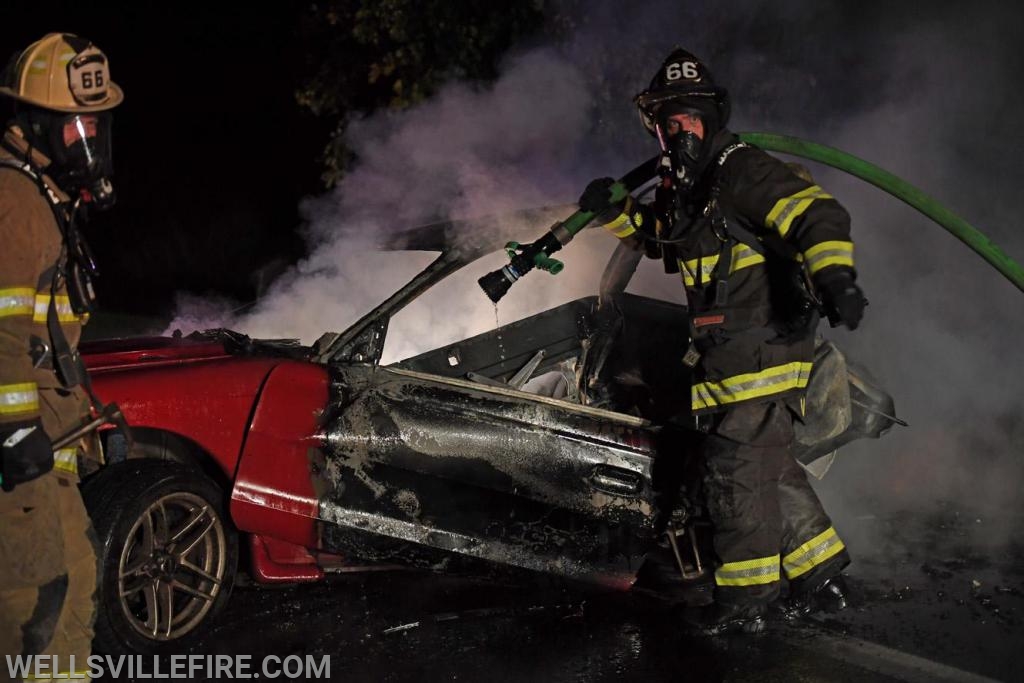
[0,471,96,682]
[701,400,850,606]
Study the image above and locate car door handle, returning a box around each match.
[589,465,642,496]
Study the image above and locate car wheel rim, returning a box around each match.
[117,492,228,641]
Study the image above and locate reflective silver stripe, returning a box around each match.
[602,197,641,239]
[33,294,78,323]
[765,185,833,237]
[731,244,765,271]
[0,382,39,415]
[603,211,636,238]
[679,244,766,286]
[21,673,91,682]
[783,526,846,579]
[715,554,781,586]
[803,240,854,275]
[692,361,813,411]
[53,448,78,475]
[0,288,36,317]
[679,256,719,286]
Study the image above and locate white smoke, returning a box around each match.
[167,0,1024,542]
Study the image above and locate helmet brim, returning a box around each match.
[0,82,123,113]
[635,86,725,112]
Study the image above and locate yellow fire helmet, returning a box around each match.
[0,32,123,113]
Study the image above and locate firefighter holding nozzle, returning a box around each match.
[579,49,866,636]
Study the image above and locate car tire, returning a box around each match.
[82,460,238,654]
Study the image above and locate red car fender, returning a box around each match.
[229,360,328,552]
[88,356,283,479]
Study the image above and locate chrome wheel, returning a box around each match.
[117,492,228,641]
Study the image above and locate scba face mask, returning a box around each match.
[666,128,703,192]
[49,111,116,209]
[657,106,710,194]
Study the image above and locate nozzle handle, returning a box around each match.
[478,156,660,303]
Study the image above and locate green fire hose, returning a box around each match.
[738,132,1024,293]
[478,133,1024,301]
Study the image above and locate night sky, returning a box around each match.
[3,2,322,314]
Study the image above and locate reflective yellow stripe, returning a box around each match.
[0,382,40,416]
[783,526,846,579]
[608,220,636,238]
[715,554,780,587]
[33,294,79,323]
[0,287,37,318]
[692,361,813,411]
[678,244,766,286]
[765,185,833,237]
[803,240,855,275]
[23,673,91,682]
[602,197,639,239]
[731,244,766,271]
[53,448,78,475]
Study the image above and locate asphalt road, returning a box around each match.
[142,501,1021,683]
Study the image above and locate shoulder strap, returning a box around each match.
[710,143,802,262]
[0,157,65,209]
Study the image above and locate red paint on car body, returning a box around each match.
[230,361,327,550]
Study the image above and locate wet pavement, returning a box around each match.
[119,500,1019,683]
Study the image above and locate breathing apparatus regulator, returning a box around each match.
[0,32,123,209]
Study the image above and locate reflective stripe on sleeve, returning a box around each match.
[604,211,637,238]
[33,294,78,323]
[678,243,766,287]
[715,554,781,587]
[53,448,78,475]
[0,287,37,318]
[0,382,40,416]
[692,361,813,411]
[765,185,833,237]
[803,240,854,275]
[783,526,846,579]
[22,672,92,682]
[601,197,641,239]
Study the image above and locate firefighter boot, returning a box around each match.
[633,542,715,606]
[682,601,768,637]
[775,575,850,620]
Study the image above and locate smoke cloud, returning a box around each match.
[168,1,1024,550]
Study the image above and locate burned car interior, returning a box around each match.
[396,293,692,420]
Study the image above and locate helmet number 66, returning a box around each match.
[665,61,699,81]
[81,71,105,89]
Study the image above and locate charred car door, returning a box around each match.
[315,299,662,587]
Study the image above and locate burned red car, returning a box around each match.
[81,214,895,654]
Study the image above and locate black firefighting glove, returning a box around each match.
[579,177,626,224]
[816,268,867,330]
[1,417,54,492]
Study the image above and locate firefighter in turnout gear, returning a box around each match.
[0,33,123,678]
[579,49,863,635]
